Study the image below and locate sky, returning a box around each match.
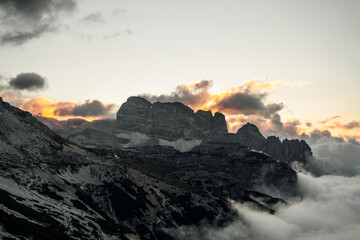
[0,0,359,140]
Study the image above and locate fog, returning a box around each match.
[168,138,360,240]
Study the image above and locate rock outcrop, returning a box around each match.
[234,123,312,164]
[117,96,227,141]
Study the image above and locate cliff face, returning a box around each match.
[234,123,312,164]
[38,96,312,164]
[116,97,227,141]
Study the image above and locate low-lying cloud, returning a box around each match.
[19,97,116,119]
[54,99,115,117]
[167,173,360,240]
[304,136,360,177]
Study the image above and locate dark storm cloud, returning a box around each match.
[0,0,77,45]
[140,80,213,108]
[54,100,115,117]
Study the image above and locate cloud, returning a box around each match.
[0,72,47,92]
[305,137,360,177]
[79,12,105,24]
[306,122,312,127]
[54,99,115,117]
[9,72,46,90]
[141,80,214,108]
[342,121,360,129]
[327,121,360,130]
[0,0,77,46]
[283,119,302,137]
[319,115,340,124]
[18,97,116,119]
[0,24,54,46]
[141,79,284,121]
[310,128,332,138]
[166,174,360,240]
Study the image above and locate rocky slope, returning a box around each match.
[209,123,313,165]
[0,97,296,239]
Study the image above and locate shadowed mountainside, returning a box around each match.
[0,97,297,239]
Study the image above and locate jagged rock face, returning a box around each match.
[236,123,267,149]
[117,96,153,134]
[281,139,312,164]
[94,142,299,198]
[116,97,228,141]
[234,123,313,164]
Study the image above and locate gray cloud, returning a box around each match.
[343,121,360,129]
[0,72,46,91]
[283,119,301,137]
[0,0,77,46]
[54,100,115,117]
[306,137,360,177]
[319,115,340,124]
[310,128,332,138]
[9,72,46,90]
[0,24,53,46]
[140,80,213,108]
[271,113,284,131]
[213,93,284,118]
[79,12,105,24]
[141,80,284,120]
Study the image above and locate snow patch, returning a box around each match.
[159,138,202,152]
[115,132,150,148]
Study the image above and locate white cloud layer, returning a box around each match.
[168,173,360,240]
[306,136,360,176]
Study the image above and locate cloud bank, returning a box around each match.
[19,97,116,119]
[167,173,360,240]
[141,79,284,121]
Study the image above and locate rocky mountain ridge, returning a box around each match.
[0,97,298,239]
[37,96,312,166]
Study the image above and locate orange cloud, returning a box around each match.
[18,97,115,121]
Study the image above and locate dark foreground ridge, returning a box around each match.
[0,97,300,239]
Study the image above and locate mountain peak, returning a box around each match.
[236,122,265,140]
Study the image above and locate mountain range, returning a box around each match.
[0,96,312,239]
